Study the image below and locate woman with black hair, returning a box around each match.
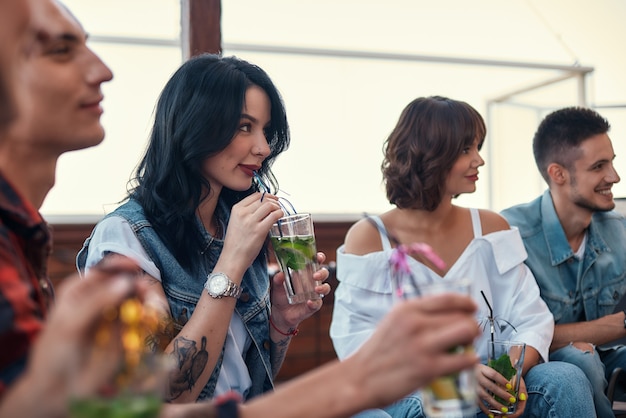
[77,54,330,403]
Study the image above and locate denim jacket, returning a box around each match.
[502,190,626,324]
[77,198,274,400]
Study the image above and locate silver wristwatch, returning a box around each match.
[204,272,242,299]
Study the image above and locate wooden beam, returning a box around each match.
[181,0,221,58]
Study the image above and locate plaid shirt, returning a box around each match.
[0,171,53,399]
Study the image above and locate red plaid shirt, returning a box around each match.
[0,172,53,399]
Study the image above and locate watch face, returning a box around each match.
[209,274,228,294]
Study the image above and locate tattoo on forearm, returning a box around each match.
[167,336,209,400]
[270,337,290,377]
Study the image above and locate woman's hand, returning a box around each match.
[221,192,284,275]
[269,252,331,335]
[476,363,527,417]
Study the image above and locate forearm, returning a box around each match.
[551,312,626,351]
[159,403,217,418]
[268,314,298,377]
[242,358,367,418]
[164,256,248,403]
[164,294,234,403]
[521,346,541,376]
[270,335,291,377]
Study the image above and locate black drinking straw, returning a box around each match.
[481,290,496,357]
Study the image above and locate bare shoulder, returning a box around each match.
[343,217,385,256]
[478,209,511,235]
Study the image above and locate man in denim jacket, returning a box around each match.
[502,106,626,418]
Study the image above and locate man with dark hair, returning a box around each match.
[0,0,114,396]
[502,106,626,418]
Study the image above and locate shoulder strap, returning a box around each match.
[470,208,482,238]
[369,215,393,251]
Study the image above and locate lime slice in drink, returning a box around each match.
[271,235,316,270]
[429,376,460,400]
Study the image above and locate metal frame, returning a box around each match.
[88,36,597,212]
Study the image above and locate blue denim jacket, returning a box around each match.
[502,190,626,324]
[76,198,274,400]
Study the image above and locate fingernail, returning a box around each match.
[509,396,516,403]
[501,406,508,413]
[505,382,512,390]
[519,393,527,401]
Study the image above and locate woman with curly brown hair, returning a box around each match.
[330,96,595,417]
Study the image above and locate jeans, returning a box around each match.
[380,392,423,417]
[377,362,595,417]
[551,343,626,418]
[352,410,393,418]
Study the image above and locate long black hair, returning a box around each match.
[129,54,290,268]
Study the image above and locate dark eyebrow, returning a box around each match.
[35,30,82,45]
[240,113,258,124]
[589,157,613,169]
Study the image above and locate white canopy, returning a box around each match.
[44,0,626,218]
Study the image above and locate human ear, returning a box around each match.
[547,163,567,186]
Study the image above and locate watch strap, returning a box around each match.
[223,279,242,298]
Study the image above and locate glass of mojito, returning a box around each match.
[486,340,526,415]
[393,276,477,418]
[68,298,171,418]
[269,213,321,304]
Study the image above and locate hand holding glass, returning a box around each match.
[394,275,477,418]
[485,340,526,415]
[69,298,171,418]
[269,213,321,304]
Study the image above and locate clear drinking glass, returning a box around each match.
[394,276,477,418]
[486,340,526,415]
[68,298,172,418]
[269,213,321,304]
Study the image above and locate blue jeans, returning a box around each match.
[380,392,423,417]
[551,343,626,418]
[351,409,393,418]
[378,362,595,417]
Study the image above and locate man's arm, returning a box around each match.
[551,311,626,351]
[240,294,479,418]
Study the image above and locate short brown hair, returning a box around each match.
[382,96,485,210]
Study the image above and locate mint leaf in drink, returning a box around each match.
[488,353,516,380]
[488,353,518,405]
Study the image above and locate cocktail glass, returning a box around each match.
[68,299,172,418]
[269,213,321,304]
[406,278,477,418]
[486,340,526,415]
